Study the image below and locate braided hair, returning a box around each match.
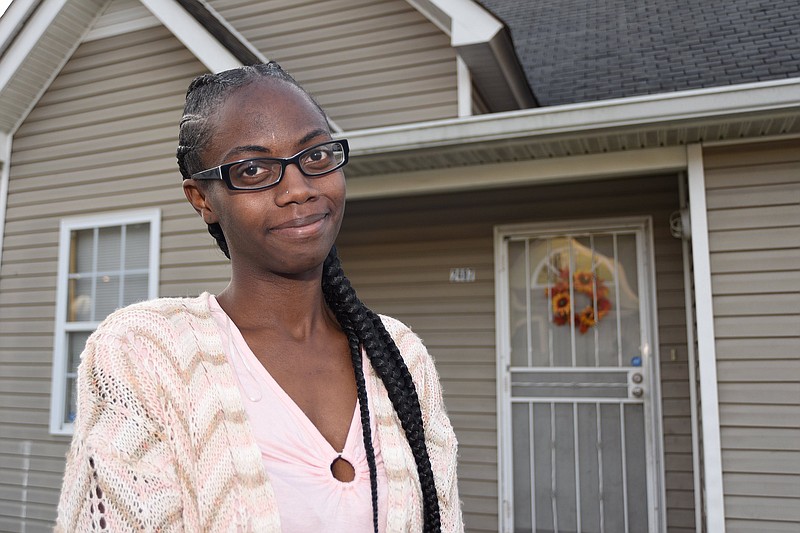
[176,63,441,532]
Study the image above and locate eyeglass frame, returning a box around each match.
[189,139,349,191]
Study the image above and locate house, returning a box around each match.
[0,0,798,531]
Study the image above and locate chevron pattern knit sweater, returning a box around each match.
[56,294,463,532]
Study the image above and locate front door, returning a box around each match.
[496,218,665,533]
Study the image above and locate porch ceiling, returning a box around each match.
[342,78,800,179]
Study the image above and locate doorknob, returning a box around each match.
[631,387,644,398]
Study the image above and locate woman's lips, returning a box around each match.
[270,212,328,234]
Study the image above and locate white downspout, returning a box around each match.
[678,171,704,533]
[686,143,727,532]
[0,132,12,274]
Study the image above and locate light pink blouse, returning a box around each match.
[209,296,388,533]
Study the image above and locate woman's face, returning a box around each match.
[185,79,346,278]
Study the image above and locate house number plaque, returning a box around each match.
[449,268,476,283]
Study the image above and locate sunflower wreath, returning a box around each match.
[546,269,612,334]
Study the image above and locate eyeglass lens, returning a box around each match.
[228,141,346,189]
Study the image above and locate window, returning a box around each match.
[50,209,160,435]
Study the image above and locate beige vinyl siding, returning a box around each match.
[704,140,800,532]
[337,174,696,532]
[0,25,209,532]
[208,0,458,129]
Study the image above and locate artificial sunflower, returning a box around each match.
[573,271,595,293]
[545,268,613,334]
[551,291,571,324]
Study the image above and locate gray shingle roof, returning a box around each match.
[479,0,800,106]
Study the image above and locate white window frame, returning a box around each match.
[49,209,160,435]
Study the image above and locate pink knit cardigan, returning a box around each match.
[56,294,463,532]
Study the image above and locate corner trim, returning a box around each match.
[686,143,727,533]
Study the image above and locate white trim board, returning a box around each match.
[685,143,726,532]
[0,0,39,57]
[139,0,240,73]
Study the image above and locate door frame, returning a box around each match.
[494,216,667,533]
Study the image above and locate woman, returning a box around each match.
[55,63,462,532]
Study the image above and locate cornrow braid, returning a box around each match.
[177,63,442,531]
[322,247,442,532]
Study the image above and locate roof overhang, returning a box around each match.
[0,0,253,142]
[341,77,800,198]
[0,0,109,135]
[407,0,535,111]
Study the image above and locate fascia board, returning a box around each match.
[344,77,800,155]
[421,0,502,45]
[407,0,530,111]
[0,0,39,57]
[139,0,240,73]
[0,0,68,92]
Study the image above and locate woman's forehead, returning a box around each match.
[217,78,326,126]
[205,79,329,159]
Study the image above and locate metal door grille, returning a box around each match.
[499,223,660,533]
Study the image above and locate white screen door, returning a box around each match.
[496,218,664,533]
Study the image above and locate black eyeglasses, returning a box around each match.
[190,139,349,191]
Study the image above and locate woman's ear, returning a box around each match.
[183,180,220,225]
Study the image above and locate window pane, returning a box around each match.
[123,273,149,306]
[72,229,94,273]
[95,273,120,319]
[68,276,93,322]
[125,223,150,269]
[64,377,78,424]
[68,331,91,374]
[97,226,121,271]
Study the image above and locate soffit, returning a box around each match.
[0,0,110,133]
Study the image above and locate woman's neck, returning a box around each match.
[215,265,335,340]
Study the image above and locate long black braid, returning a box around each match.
[176,63,441,532]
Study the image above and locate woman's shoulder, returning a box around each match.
[377,313,411,336]
[93,293,213,338]
[377,314,423,349]
[377,314,435,370]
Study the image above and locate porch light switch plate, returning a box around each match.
[449,267,476,283]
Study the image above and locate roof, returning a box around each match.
[479,0,800,106]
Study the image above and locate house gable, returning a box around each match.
[206,0,462,129]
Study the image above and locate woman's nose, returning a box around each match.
[275,163,317,205]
